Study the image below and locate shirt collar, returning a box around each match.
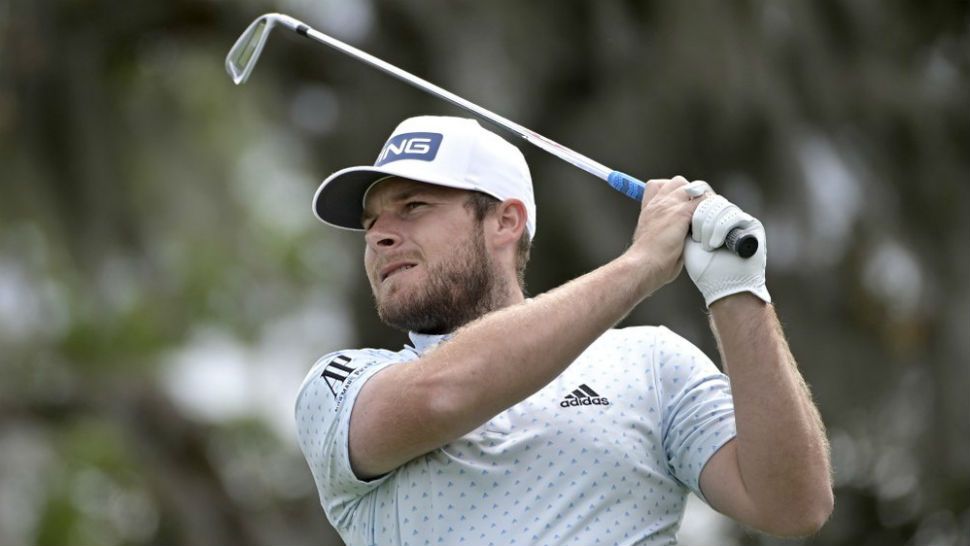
[408,331,453,354]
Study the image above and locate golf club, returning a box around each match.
[225,13,759,258]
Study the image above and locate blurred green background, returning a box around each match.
[2,1,968,545]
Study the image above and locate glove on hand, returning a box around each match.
[684,194,771,306]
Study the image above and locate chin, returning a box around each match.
[375,285,415,314]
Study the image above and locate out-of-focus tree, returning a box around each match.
[1,1,967,545]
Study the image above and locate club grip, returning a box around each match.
[607,170,647,201]
[606,170,758,259]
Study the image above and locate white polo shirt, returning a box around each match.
[295,326,737,546]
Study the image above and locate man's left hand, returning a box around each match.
[684,193,771,307]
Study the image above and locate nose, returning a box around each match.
[364,213,402,250]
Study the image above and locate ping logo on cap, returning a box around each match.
[375,132,443,166]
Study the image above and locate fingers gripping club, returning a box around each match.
[607,171,759,258]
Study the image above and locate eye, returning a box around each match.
[404,201,427,211]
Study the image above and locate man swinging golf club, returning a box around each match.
[295,115,833,545]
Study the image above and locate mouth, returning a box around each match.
[379,262,419,282]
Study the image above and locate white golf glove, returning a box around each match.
[684,194,771,307]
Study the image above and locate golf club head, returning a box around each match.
[226,13,302,84]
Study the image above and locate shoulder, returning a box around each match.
[595,325,712,377]
[300,347,401,385]
[296,347,409,410]
[572,326,684,374]
[608,324,703,349]
[571,325,687,361]
[594,324,680,348]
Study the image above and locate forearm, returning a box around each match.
[418,250,662,436]
[709,294,833,521]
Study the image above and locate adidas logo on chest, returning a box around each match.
[560,384,611,408]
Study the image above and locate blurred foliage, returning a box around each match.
[1,0,968,545]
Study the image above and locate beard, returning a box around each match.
[374,227,505,335]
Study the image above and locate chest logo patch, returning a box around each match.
[560,384,611,407]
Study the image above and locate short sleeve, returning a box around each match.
[653,327,737,503]
[294,350,399,529]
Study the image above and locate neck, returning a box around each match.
[434,274,525,336]
[489,272,526,310]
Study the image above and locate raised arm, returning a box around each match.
[700,296,833,536]
[686,195,834,536]
[348,177,703,479]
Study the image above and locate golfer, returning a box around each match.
[295,115,833,545]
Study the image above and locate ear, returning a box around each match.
[488,199,527,250]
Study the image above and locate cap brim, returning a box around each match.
[312,165,478,231]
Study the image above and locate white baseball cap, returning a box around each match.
[312,115,537,239]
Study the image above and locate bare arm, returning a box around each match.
[699,294,834,536]
[349,178,698,479]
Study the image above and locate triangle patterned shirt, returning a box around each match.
[295,326,737,546]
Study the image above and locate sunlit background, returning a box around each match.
[2,1,968,545]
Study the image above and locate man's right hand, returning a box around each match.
[625,175,705,294]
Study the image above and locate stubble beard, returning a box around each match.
[374,227,506,335]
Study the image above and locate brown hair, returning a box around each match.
[463,191,531,291]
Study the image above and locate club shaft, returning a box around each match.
[264,15,756,258]
[293,24,613,182]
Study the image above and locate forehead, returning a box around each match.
[363,178,464,212]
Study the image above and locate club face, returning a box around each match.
[225,16,274,84]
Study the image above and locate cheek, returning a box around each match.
[363,248,378,282]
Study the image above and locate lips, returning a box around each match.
[379,261,419,282]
